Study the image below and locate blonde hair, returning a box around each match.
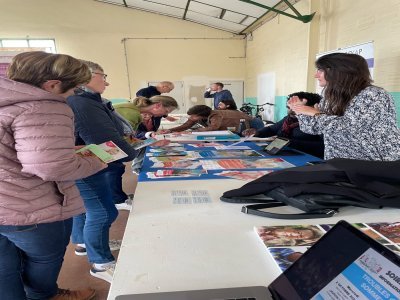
[7,51,91,92]
[133,95,179,110]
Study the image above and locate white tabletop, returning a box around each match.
[108,178,400,299]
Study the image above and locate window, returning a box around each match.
[0,39,56,53]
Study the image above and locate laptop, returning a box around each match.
[115,220,400,300]
[263,137,291,155]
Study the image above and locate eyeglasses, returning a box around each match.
[92,72,108,80]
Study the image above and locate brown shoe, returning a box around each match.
[50,288,96,300]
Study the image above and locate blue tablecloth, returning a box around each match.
[138,142,320,182]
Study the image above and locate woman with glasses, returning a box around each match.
[288,53,400,160]
[67,60,143,284]
[0,51,106,300]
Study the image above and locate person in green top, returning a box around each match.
[114,95,179,134]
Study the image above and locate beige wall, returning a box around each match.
[245,0,400,100]
[0,0,245,99]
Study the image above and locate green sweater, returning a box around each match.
[113,102,142,130]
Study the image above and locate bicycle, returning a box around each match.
[239,102,274,124]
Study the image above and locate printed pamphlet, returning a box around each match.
[200,158,294,170]
[214,170,272,181]
[146,169,207,179]
[130,138,158,150]
[76,141,127,163]
[254,222,400,273]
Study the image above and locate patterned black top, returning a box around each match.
[297,86,400,160]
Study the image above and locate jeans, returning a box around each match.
[0,219,72,300]
[104,162,127,204]
[71,171,118,264]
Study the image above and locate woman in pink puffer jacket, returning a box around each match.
[0,51,106,300]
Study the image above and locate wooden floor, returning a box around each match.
[58,163,137,300]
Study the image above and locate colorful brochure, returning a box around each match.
[76,141,127,163]
[254,222,400,273]
[146,169,207,179]
[214,170,273,181]
[130,138,158,150]
[200,158,294,170]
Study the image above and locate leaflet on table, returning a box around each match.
[156,132,240,141]
[191,130,233,136]
[147,150,188,157]
[149,147,185,152]
[312,247,400,300]
[214,170,273,181]
[200,158,295,170]
[130,138,158,150]
[76,141,127,163]
[196,150,263,158]
[254,222,400,273]
[146,169,207,179]
[150,160,203,169]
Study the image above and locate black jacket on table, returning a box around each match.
[223,158,400,208]
[256,115,324,158]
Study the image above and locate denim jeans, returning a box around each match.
[0,219,72,300]
[104,162,127,204]
[71,171,118,264]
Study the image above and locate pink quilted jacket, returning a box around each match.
[0,77,106,225]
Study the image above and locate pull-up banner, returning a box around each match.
[315,41,374,92]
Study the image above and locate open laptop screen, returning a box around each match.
[268,220,400,300]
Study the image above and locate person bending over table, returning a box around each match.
[160,105,254,133]
[288,53,400,161]
[244,92,324,158]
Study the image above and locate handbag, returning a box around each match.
[220,187,380,220]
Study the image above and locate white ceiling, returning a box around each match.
[94,0,302,35]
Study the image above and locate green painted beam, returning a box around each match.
[239,0,315,23]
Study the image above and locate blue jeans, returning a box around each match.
[0,219,72,300]
[105,162,127,204]
[71,171,118,264]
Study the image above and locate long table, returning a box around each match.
[107,146,400,299]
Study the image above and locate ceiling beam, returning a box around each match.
[219,9,226,19]
[183,0,191,20]
[239,15,249,25]
[239,0,315,23]
[122,0,127,7]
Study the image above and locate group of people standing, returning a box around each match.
[1,50,400,300]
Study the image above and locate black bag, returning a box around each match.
[221,187,380,219]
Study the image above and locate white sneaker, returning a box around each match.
[109,239,122,251]
[115,197,133,211]
[90,263,115,283]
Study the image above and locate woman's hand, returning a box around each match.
[157,129,171,134]
[288,96,320,116]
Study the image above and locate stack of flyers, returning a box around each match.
[146,169,207,179]
[189,142,224,148]
[200,158,295,170]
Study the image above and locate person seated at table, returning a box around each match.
[217,99,237,110]
[243,92,324,158]
[217,99,264,130]
[160,105,253,133]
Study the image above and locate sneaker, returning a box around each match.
[90,263,115,283]
[74,246,87,256]
[74,239,122,256]
[109,239,122,251]
[50,288,96,300]
[115,197,133,211]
